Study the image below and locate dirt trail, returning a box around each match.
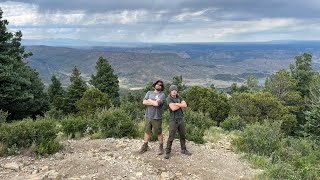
[0,138,261,180]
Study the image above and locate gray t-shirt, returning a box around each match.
[144,91,165,120]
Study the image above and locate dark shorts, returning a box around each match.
[144,119,162,135]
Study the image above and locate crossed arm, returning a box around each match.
[143,99,161,107]
[168,100,187,111]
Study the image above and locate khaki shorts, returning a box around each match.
[144,119,162,135]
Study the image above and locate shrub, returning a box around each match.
[203,126,226,143]
[185,86,230,126]
[260,162,301,180]
[229,92,297,134]
[0,118,58,156]
[232,121,283,156]
[0,109,9,124]
[0,143,6,156]
[96,108,138,138]
[184,109,213,144]
[60,116,88,138]
[245,154,270,169]
[44,108,64,120]
[272,137,320,179]
[37,139,62,155]
[75,88,112,115]
[220,115,246,131]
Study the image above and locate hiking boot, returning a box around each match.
[157,143,164,155]
[164,153,170,159]
[139,142,148,154]
[181,149,192,156]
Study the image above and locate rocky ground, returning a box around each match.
[0,138,261,180]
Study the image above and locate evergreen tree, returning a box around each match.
[290,53,314,97]
[90,56,120,106]
[245,75,260,92]
[172,75,185,91]
[0,8,48,120]
[303,105,320,140]
[289,53,315,127]
[306,74,320,108]
[264,69,303,113]
[63,66,88,114]
[48,74,65,110]
[229,83,249,94]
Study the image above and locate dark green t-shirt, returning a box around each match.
[166,95,184,119]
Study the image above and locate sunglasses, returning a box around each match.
[156,83,163,86]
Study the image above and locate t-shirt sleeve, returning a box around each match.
[144,91,150,100]
[166,96,174,105]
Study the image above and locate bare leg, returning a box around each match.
[157,133,163,144]
[144,132,151,142]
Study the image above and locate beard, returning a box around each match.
[155,86,162,91]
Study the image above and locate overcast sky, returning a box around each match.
[1,0,320,42]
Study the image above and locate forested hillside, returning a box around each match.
[24,41,320,89]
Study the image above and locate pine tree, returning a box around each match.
[172,75,184,91]
[63,66,88,114]
[264,69,303,113]
[0,8,48,120]
[48,74,65,110]
[290,53,314,97]
[90,56,119,106]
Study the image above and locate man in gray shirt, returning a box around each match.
[139,80,166,155]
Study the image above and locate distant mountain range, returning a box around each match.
[23,41,320,89]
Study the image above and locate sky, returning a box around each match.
[1,0,320,43]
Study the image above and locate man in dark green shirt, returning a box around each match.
[165,85,192,159]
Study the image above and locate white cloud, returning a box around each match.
[1,1,320,42]
[170,8,215,22]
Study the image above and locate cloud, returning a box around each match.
[1,0,320,42]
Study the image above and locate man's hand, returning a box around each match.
[143,98,160,107]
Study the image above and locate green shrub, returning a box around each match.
[96,108,138,138]
[245,154,270,169]
[7,144,19,155]
[220,115,246,131]
[232,121,283,156]
[0,143,6,156]
[37,139,62,155]
[272,137,320,179]
[185,86,230,126]
[229,92,297,134]
[61,116,88,138]
[75,88,112,115]
[260,162,301,180]
[0,109,9,124]
[203,126,226,143]
[260,161,319,180]
[44,108,64,120]
[184,109,213,144]
[0,118,58,156]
